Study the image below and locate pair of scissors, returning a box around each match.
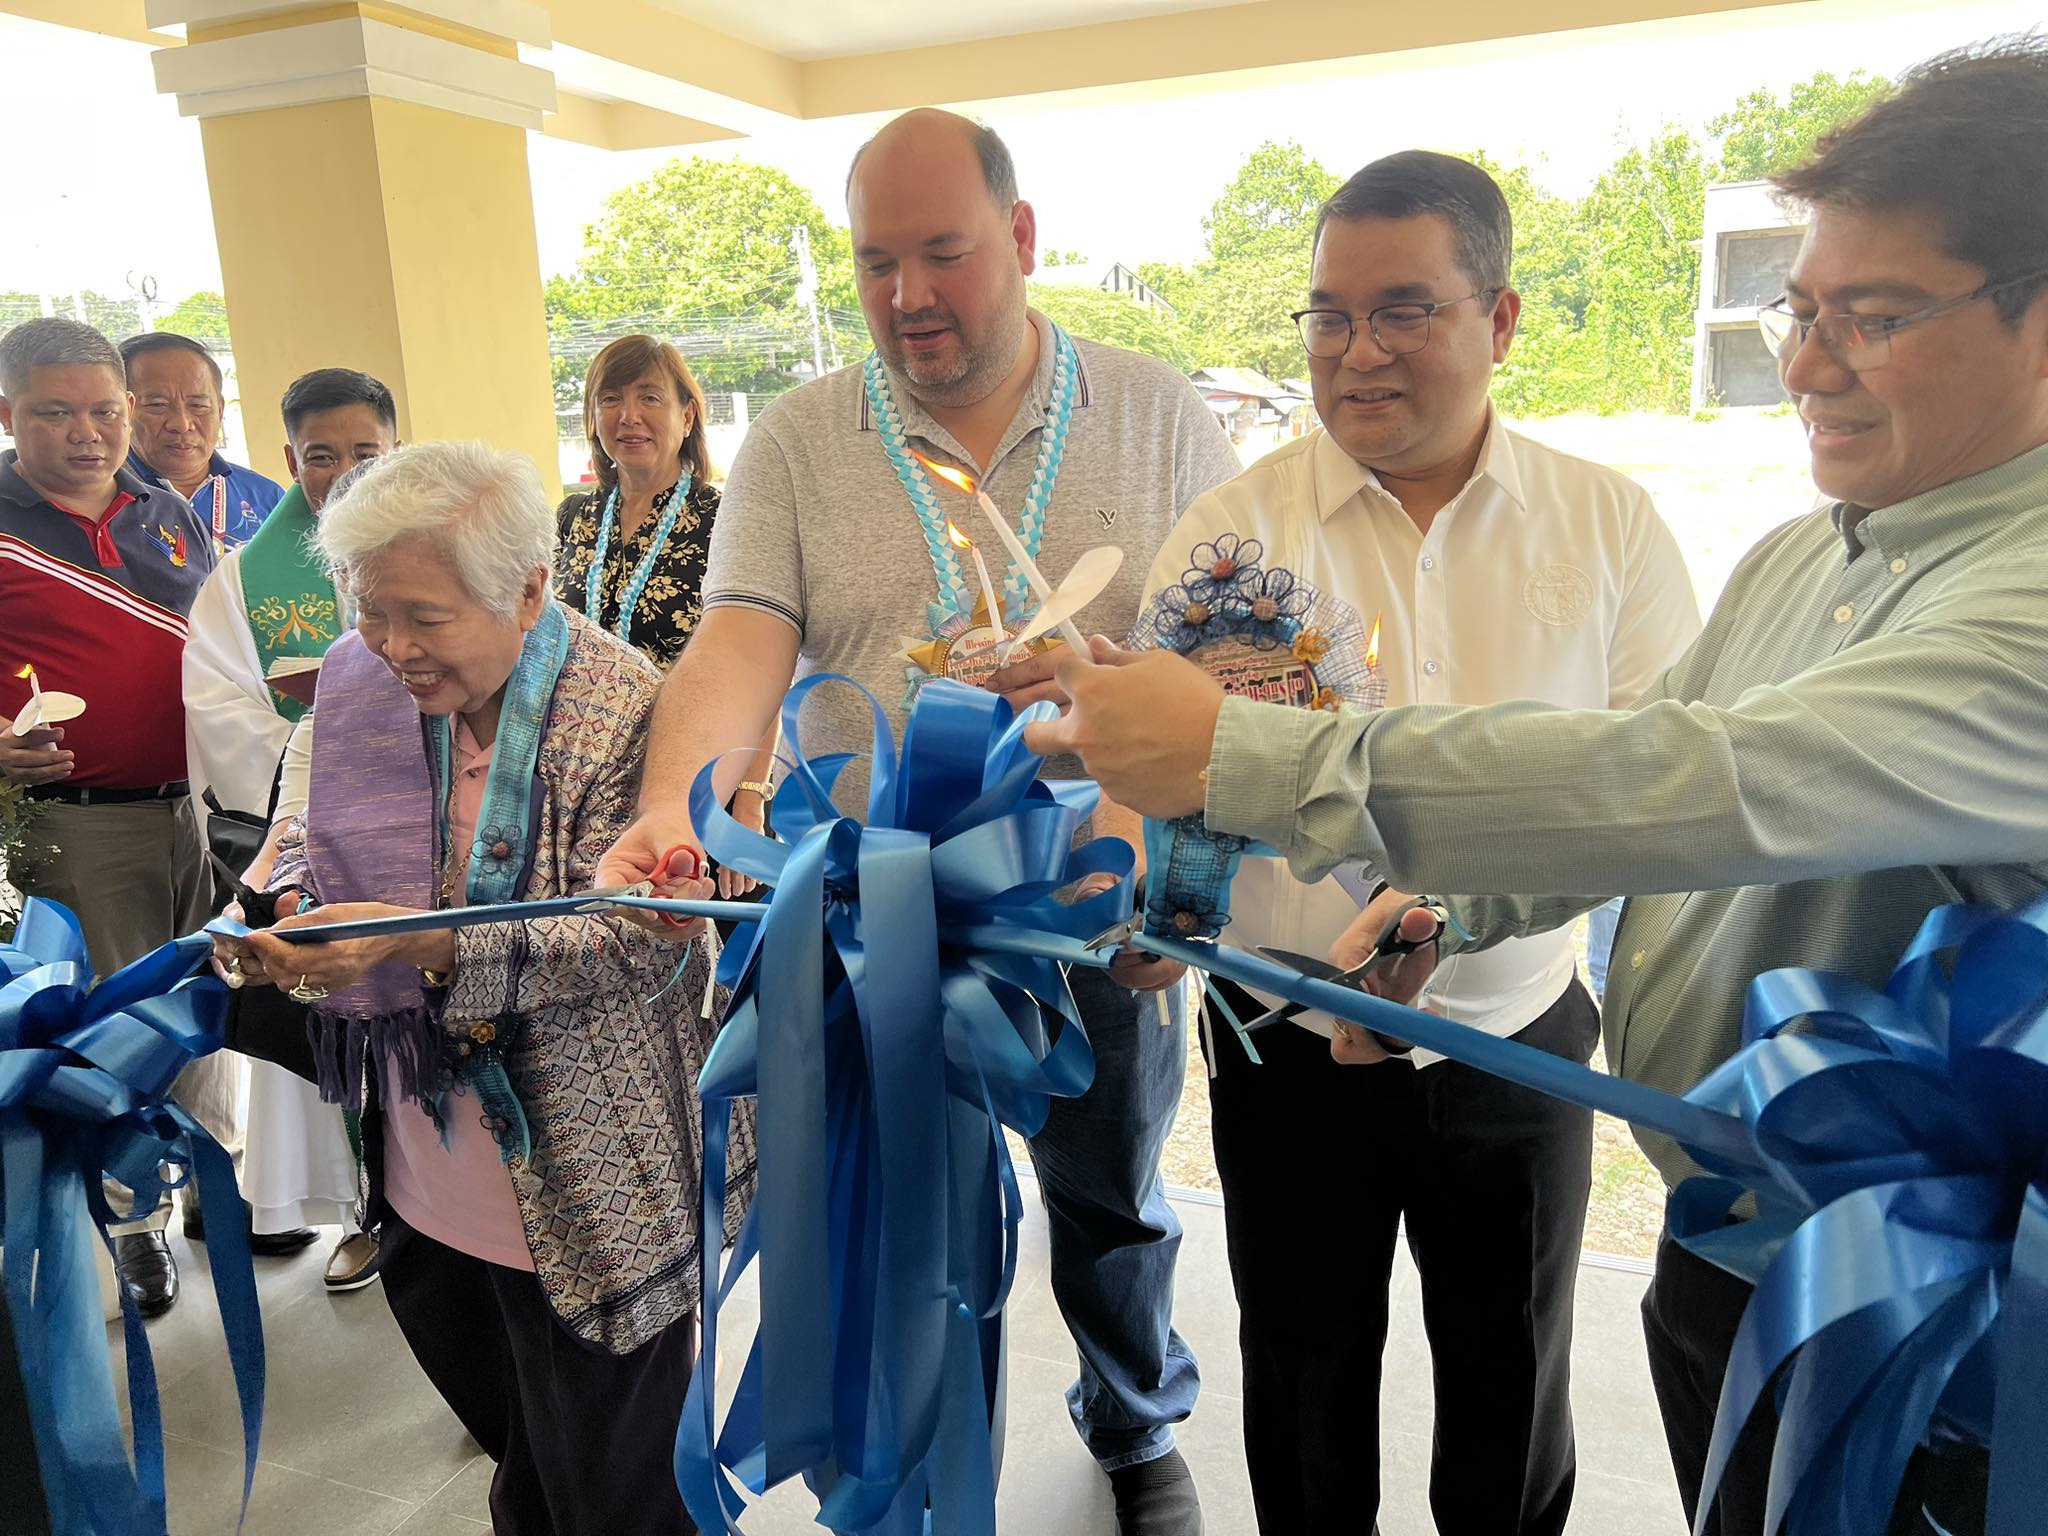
[581,842,707,930]
[1246,896,1448,1051]
[206,849,285,928]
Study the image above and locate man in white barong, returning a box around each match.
[183,366,399,1290]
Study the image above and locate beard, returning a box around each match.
[877,279,1030,408]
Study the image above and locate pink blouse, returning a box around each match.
[381,716,534,1270]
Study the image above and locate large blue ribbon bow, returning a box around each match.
[1656,894,2048,1536]
[1,900,263,1536]
[675,677,1134,1536]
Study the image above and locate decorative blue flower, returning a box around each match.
[1238,567,1314,650]
[1182,533,1265,607]
[1145,892,1231,941]
[1155,582,1242,652]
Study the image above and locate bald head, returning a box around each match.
[847,109,1017,211]
[846,109,1036,408]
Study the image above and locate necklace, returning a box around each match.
[585,472,691,644]
[864,323,1077,621]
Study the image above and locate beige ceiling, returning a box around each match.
[5,0,1809,150]
[644,0,1247,63]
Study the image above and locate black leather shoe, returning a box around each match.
[113,1232,179,1319]
[249,1224,320,1257]
[187,1204,319,1261]
[185,1199,321,1256]
[1109,1448,1203,1536]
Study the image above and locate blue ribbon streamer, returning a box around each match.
[0,900,264,1536]
[673,675,1127,1536]
[662,684,2042,1536]
[147,671,2048,1536]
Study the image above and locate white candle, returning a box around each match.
[973,488,1090,652]
[968,540,1002,636]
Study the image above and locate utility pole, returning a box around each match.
[127,271,160,332]
[790,225,828,382]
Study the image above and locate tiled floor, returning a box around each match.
[117,1181,1686,1534]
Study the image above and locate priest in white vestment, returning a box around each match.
[183,367,398,1290]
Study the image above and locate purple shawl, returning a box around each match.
[301,631,443,1107]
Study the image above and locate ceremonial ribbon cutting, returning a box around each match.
[75,674,2036,1536]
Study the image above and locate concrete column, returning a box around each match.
[150,1,561,488]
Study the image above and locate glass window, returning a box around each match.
[1716,229,1804,309]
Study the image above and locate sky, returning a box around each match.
[0,0,2041,307]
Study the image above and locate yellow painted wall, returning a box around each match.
[197,96,557,491]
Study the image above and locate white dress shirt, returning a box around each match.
[1143,410,1702,1062]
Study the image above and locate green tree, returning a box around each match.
[1576,125,1709,413]
[1041,249,1091,267]
[1710,70,1890,181]
[1137,142,1338,379]
[1027,281,1194,369]
[160,290,231,341]
[545,157,858,395]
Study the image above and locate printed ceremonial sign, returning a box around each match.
[1125,533,1383,942]
[1189,635,1320,708]
[904,591,1053,690]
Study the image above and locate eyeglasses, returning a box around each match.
[1291,291,1498,360]
[1757,267,2048,372]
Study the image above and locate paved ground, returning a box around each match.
[122,1180,1687,1535]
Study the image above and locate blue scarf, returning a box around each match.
[302,602,571,1155]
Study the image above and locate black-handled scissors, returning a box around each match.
[1244,896,1447,1051]
[206,850,285,929]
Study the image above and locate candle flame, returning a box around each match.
[945,521,974,550]
[910,449,978,495]
[1365,615,1381,670]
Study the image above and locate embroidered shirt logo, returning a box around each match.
[250,592,339,648]
[1093,507,1119,530]
[149,522,187,566]
[1523,563,1594,626]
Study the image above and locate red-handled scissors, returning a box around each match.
[584,843,708,930]
[647,843,707,929]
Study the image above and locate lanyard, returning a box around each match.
[584,473,691,644]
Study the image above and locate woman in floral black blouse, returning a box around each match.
[557,335,770,883]
[555,334,720,670]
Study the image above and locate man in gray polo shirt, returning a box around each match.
[599,109,1238,1534]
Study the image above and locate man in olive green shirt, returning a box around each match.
[1028,38,2048,1536]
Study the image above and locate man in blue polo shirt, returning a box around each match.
[1,316,238,1318]
[120,331,282,555]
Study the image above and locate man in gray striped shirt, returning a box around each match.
[1029,37,2048,1536]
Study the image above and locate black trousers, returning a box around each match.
[379,1216,699,1536]
[1642,1232,1990,1536]
[1207,977,1599,1536]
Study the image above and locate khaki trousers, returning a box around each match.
[19,796,246,1234]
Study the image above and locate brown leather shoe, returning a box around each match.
[113,1232,179,1318]
[324,1231,383,1293]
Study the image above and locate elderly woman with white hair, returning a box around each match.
[210,440,754,1536]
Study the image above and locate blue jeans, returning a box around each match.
[1026,965,1200,1469]
[1586,899,1624,1001]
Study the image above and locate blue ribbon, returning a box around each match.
[0,900,264,1536]
[1659,895,2048,1536]
[1142,894,2048,1536]
[673,675,1129,1536]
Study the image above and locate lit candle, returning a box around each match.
[946,521,1004,642]
[912,452,1090,652]
[16,663,42,721]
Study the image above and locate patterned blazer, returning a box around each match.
[273,609,755,1353]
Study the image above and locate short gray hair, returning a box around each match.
[317,441,554,622]
[0,318,125,399]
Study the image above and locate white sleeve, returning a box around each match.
[182,551,292,814]
[273,711,314,822]
[1604,485,1705,709]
